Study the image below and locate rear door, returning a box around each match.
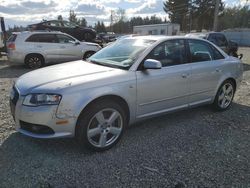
[25,33,60,63]
[187,39,225,106]
[136,39,191,118]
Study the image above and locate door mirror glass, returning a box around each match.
[143,59,162,69]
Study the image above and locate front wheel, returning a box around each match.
[213,80,235,111]
[83,51,95,59]
[76,100,127,151]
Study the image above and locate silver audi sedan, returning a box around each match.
[10,36,243,151]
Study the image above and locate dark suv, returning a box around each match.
[186,32,242,58]
[28,20,96,42]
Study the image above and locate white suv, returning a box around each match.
[7,31,101,69]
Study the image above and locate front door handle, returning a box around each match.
[60,46,66,49]
[216,68,222,73]
[181,73,189,78]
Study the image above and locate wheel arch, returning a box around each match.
[213,76,237,102]
[24,53,45,64]
[76,94,130,129]
[83,50,96,59]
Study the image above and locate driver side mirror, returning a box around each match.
[143,59,162,69]
[69,40,80,45]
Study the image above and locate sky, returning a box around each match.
[0,0,249,28]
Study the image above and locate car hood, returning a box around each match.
[15,61,121,95]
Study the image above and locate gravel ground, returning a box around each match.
[0,49,250,188]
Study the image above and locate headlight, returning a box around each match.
[23,94,62,106]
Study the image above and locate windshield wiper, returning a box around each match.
[89,59,128,70]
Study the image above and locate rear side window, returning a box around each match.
[26,34,58,43]
[210,45,225,60]
[56,34,75,43]
[188,40,213,62]
[7,34,17,42]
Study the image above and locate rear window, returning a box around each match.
[7,34,17,42]
[26,34,57,43]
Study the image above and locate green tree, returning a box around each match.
[57,15,63,21]
[192,0,224,31]
[69,10,78,23]
[163,0,190,31]
[79,18,87,27]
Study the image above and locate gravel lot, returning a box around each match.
[0,48,250,188]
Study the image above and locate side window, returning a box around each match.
[146,39,186,67]
[188,40,213,62]
[56,34,75,43]
[211,45,225,60]
[216,34,228,47]
[208,34,218,45]
[26,34,57,43]
[49,21,61,27]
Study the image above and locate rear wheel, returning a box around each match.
[76,100,126,151]
[213,80,235,111]
[25,54,44,69]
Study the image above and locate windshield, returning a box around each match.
[88,38,156,69]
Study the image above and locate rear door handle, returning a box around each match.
[36,45,42,48]
[60,46,66,49]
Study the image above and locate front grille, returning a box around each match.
[20,121,55,135]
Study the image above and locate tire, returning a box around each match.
[213,80,235,111]
[83,51,95,59]
[25,54,44,69]
[76,100,127,151]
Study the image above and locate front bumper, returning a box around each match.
[11,89,77,138]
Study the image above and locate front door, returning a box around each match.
[136,39,191,118]
[55,34,83,62]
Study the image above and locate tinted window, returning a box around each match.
[216,34,227,47]
[47,21,61,27]
[210,45,225,60]
[146,39,186,67]
[56,34,75,43]
[26,34,57,43]
[7,34,17,42]
[188,40,213,62]
[62,21,78,28]
[207,34,218,45]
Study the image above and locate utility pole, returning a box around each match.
[213,0,220,31]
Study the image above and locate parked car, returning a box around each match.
[28,20,96,42]
[7,31,101,69]
[186,32,242,58]
[10,36,243,151]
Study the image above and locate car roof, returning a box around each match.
[13,31,63,35]
[122,35,211,43]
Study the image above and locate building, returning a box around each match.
[133,23,180,36]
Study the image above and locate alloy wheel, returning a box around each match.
[218,83,234,109]
[87,108,123,148]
